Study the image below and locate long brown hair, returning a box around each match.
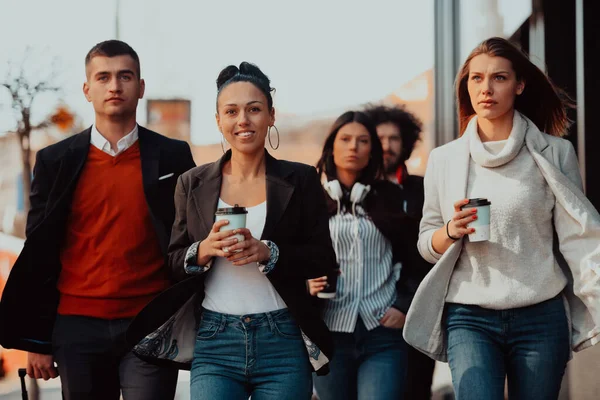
[456,37,573,136]
[316,111,384,185]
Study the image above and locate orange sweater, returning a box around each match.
[58,142,169,319]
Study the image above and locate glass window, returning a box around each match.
[458,0,532,62]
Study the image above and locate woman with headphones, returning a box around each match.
[308,111,425,400]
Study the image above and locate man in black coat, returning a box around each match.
[0,40,195,400]
[365,104,435,400]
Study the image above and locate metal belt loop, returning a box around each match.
[266,311,276,333]
[218,313,227,332]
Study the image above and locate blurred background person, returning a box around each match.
[364,104,424,216]
[364,104,435,400]
[309,110,425,400]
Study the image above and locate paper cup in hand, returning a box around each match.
[215,204,247,251]
[317,268,340,299]
[460,198,491,242]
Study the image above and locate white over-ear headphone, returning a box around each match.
[323,180,370,303]
[323,180,371,215]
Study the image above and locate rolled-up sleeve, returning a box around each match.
[183,241,213,275]
[168,175,211,281]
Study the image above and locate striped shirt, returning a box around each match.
[323,205,401,332]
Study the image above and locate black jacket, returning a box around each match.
[397,172,425,219]
[392,172,433,313]
[0,126,196,354]
[324,178,432,314]
[126,150,337,374]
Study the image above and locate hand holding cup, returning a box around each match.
[447,198,479,240]
[214,204,247,245]
[224,228,271,266]
[308,276,328,296]
[307,268,340,298]
[459,198,491,242]
[197,220,240,266]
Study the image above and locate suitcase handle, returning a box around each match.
[18,368,29,400]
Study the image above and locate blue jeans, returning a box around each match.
[313,317,408,400]
[190,308,312,400]
[445,295,570,400]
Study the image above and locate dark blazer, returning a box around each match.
[0,126,196,354]
[390,173,433,313]
[324,179,432,314]
[126,150,337,374]
[398,171,425,219]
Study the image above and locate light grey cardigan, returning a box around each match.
[403,112,600,362]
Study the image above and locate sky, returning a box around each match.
[0,0,435,145]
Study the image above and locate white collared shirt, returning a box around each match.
[91,124,139,156]
[323,206,400,333]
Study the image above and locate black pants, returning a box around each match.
[403,345,436,400]
[52,315,178,400]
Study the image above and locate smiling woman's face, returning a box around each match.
[216,81,275,155]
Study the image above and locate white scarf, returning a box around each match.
[468,112,527,168]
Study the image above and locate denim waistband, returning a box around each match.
[446,293,564,314]
[200,307,293,328]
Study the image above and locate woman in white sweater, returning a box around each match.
[419,37,586,400]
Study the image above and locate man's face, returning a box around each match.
[377,122,403,174]
[83,55,144,119]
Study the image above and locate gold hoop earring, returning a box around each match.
[268,125,280,150]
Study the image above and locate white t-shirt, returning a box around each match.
[202,199,287,315]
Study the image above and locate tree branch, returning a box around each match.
[31,120,50,131]
[0,48,65,217]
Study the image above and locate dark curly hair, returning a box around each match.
[363,104,422,163]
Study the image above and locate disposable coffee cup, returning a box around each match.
[460,198,491,242]
[215,204,247,251]
[317,268,340,299]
